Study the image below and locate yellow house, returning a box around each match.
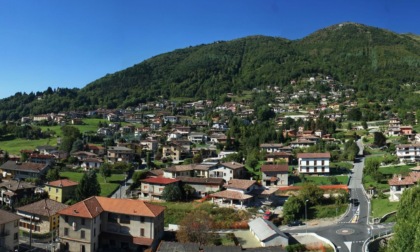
[45,179,78,203]
[16,199,68,235]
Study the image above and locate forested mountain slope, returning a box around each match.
[0,23,419,120]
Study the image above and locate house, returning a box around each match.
[400,126,413,136]
[58,196,165,252]
[36,145,58,155]
[388,118,401,136]
[177,177,224,198]
[16,199,68,235]
[297,153,330,174]
[261,164,289,187]
[0,209,21,251]
[163,165,193,178]
[0,180,37,207]
[140,140,158,153]
[162,143,190,163]
[86,144,106,156]
[260,143,284,153]
[44,179,78,203]
[187,132,208,144]
[107,146,135,164]
[395,144,420,163]
[28,153,56,164]
[248,217,289,247]
[139,177,180,201]
[209,162,246,181]
[72,151,98,161]
[210,179,258,208]
[0,161,51,180]
[290,138,317,149]
[81,158,104,170]
[265,152,292,164]
[388,170,420,201]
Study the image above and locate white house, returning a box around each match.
[297,152,330,174]
[396,144,420,163]
[209,162,246,181]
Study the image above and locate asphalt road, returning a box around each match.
[284,140,394,252]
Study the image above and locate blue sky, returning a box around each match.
[0,0,419,99]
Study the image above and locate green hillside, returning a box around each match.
[0,22,419,120]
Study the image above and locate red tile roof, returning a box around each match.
[47,179,78,188]
[297,152,331,159]
[58,196,165,219]
[261,164,288,173]
[225,179,256,190]
[141,177,179,185]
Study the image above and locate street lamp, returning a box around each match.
[305,199,309,234]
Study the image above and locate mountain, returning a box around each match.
[0,22,419,120]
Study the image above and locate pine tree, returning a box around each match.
[75,170,101,201]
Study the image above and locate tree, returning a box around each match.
[46,168,60,181]
[75,170,101,201]
[373,132,387,147]
[283,196,304,222]
[161,184,183,201]
[298,183,324,206]
[192,153,203,164]
[182,184,196,200]
[387,186,420,252]
[176,210,217,245]
[99,163,112,182]
[71,139,84,153]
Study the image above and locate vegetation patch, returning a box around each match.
[370,198,398,218]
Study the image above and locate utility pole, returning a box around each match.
[305,199,309,234]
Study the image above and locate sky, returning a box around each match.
[0,0,419,99]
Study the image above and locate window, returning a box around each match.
[140,228,145,237]
[94,228,96,237]
[14,220,18,227]
[81,218,85,226]
[64,216,69,223]
[108,213,118,223]
[322,160,325,165]
[120,215,130,224]
[56,188,58,193]
[81,230,85,239]
[14,232,18,240]
[140,217,145,223]
[64,228,69,236]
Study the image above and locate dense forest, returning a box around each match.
[0,22,419,120]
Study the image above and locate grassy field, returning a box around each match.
[293,175,349,186]
[60,171,125,197]
[370,198,399,218]
[379,164,416,175]
[0,137,57,155]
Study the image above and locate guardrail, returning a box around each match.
[363,230,393,252]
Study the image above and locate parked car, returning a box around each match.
[288,220,304,226]
[263,210,272,220]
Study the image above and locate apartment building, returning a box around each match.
[58,196,165,252]
[0,210,20,251]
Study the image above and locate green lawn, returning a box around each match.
[371,198,399,218]
[362,175,390,191]
[379,164,416,175]
[60,171,125,197]
[0,137,58,155]
[294,175,349,186]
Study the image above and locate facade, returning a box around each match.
[58,196,165,252]
[396,144,420,163]
[260,143,284,153]
[261,164,289,187]
[107,146,135,163]
[16,199,68,235]
[265,152,292,164]
[0,209,21,251]
[139,177,180,201]
[210,179,257,208]
[45,179,79,203]
[209,162,246,181]
[297,152,330,174]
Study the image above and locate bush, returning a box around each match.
[286,244,307,252]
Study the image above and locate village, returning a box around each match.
[1,79,420,252]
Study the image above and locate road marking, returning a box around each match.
[344,241,352,251]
